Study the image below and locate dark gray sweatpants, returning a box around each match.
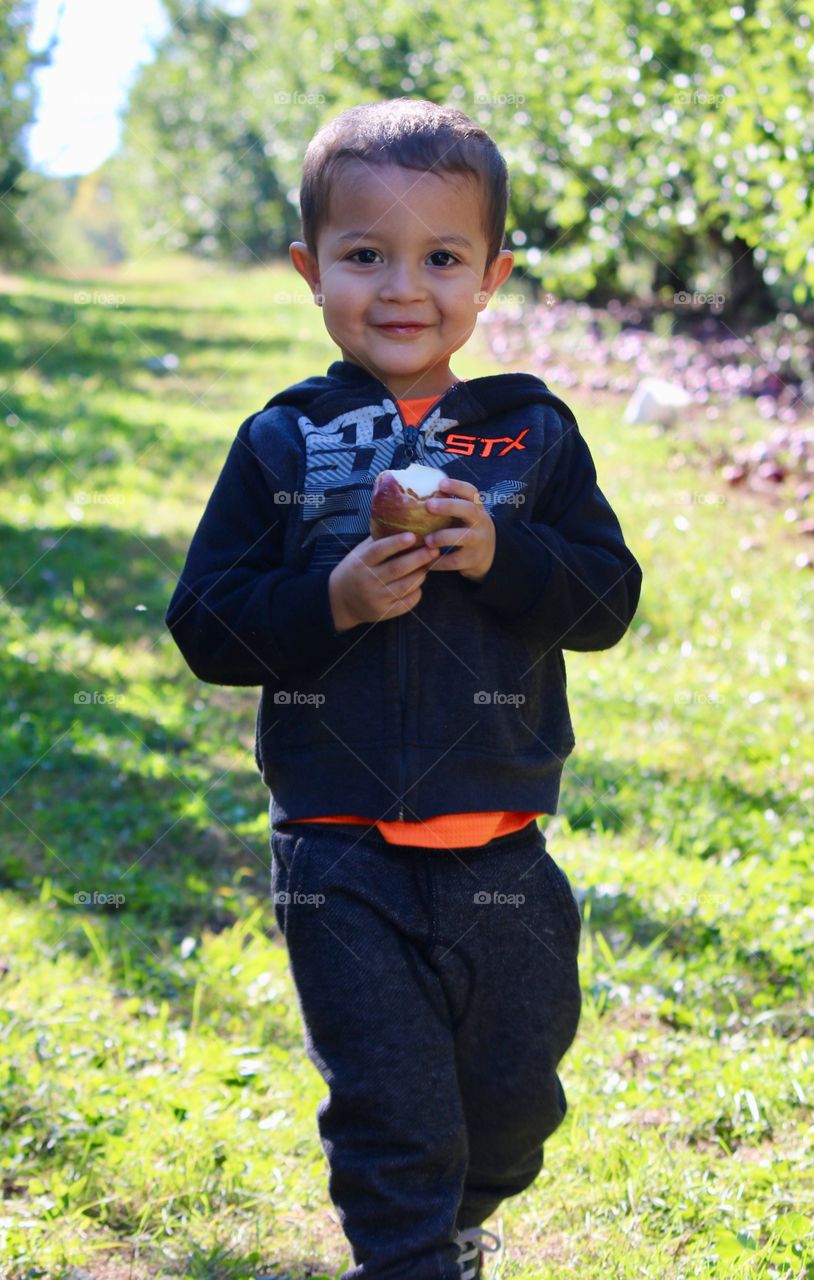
[269,815,582,1280]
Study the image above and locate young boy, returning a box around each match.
[165,98,643,1280]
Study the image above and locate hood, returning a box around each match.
[262,358,577,430]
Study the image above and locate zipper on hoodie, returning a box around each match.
[397,612,406,821]
[392,392,455,821]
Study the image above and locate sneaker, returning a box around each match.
[453,1220,504,1278]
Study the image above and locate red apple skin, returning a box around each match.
[370,471,461,540]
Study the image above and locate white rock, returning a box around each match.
[624,377,692,426]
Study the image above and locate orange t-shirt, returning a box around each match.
[287,387,541,848]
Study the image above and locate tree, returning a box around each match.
[0,1,54,262]
[110,0,814,316]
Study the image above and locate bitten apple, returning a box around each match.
[370,463,461,540]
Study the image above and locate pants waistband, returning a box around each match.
[273,817,541,859]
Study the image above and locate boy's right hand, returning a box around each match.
[328,533,441,632]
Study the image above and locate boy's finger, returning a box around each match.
[425,497,457,513]
[359,531,408,556]
[364,531,422,561]
[425,497,471,523]
[424,526,466,548]
[437,477,483,505]
[425,552,458,570]
[370,544,435,576]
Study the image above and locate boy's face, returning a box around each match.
[289,161,514,399]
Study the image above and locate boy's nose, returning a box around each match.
[379,263,426,301]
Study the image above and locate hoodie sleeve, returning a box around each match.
[164,412,367,687]
[464,410,643,652]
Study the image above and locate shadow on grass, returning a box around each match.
[0,718,303,1049]
[558,750,796,851]
[0,401,250,480]
[0,656,266,903]
[1,520,189,642]
[0,616,292,1033]
[551,756,808,1012]
[65,1242,338,1280]
[579,878,807,1031]
[0,287,289,391]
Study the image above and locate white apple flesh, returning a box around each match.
[370,463,460,540]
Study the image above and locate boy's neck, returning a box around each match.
[397,381,463,401]
[337,356,462,401]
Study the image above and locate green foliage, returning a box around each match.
[108,0,814,315]
[8,169,127,270]
[0,1,53,261]
[109,0,311,264]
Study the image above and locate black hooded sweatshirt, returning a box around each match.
[164,358,643,827]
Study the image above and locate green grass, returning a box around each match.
[0,256,812,1279]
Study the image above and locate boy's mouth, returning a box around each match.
[376,323,430,336]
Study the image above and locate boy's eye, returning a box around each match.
[345,249,459,267]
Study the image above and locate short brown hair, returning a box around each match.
[298,98,510,269]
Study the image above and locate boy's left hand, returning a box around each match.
[422,477,496,583]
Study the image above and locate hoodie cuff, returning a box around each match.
[464,519,554,619]
[269,567,367,679]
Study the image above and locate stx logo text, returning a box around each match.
[444,428,530,457]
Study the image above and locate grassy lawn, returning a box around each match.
[0,257,812,1279]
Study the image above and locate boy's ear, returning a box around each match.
[289,241,321,299]
[478,249,515,308]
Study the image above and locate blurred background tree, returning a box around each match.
[7,0,814,320]
[0,0,54,264]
